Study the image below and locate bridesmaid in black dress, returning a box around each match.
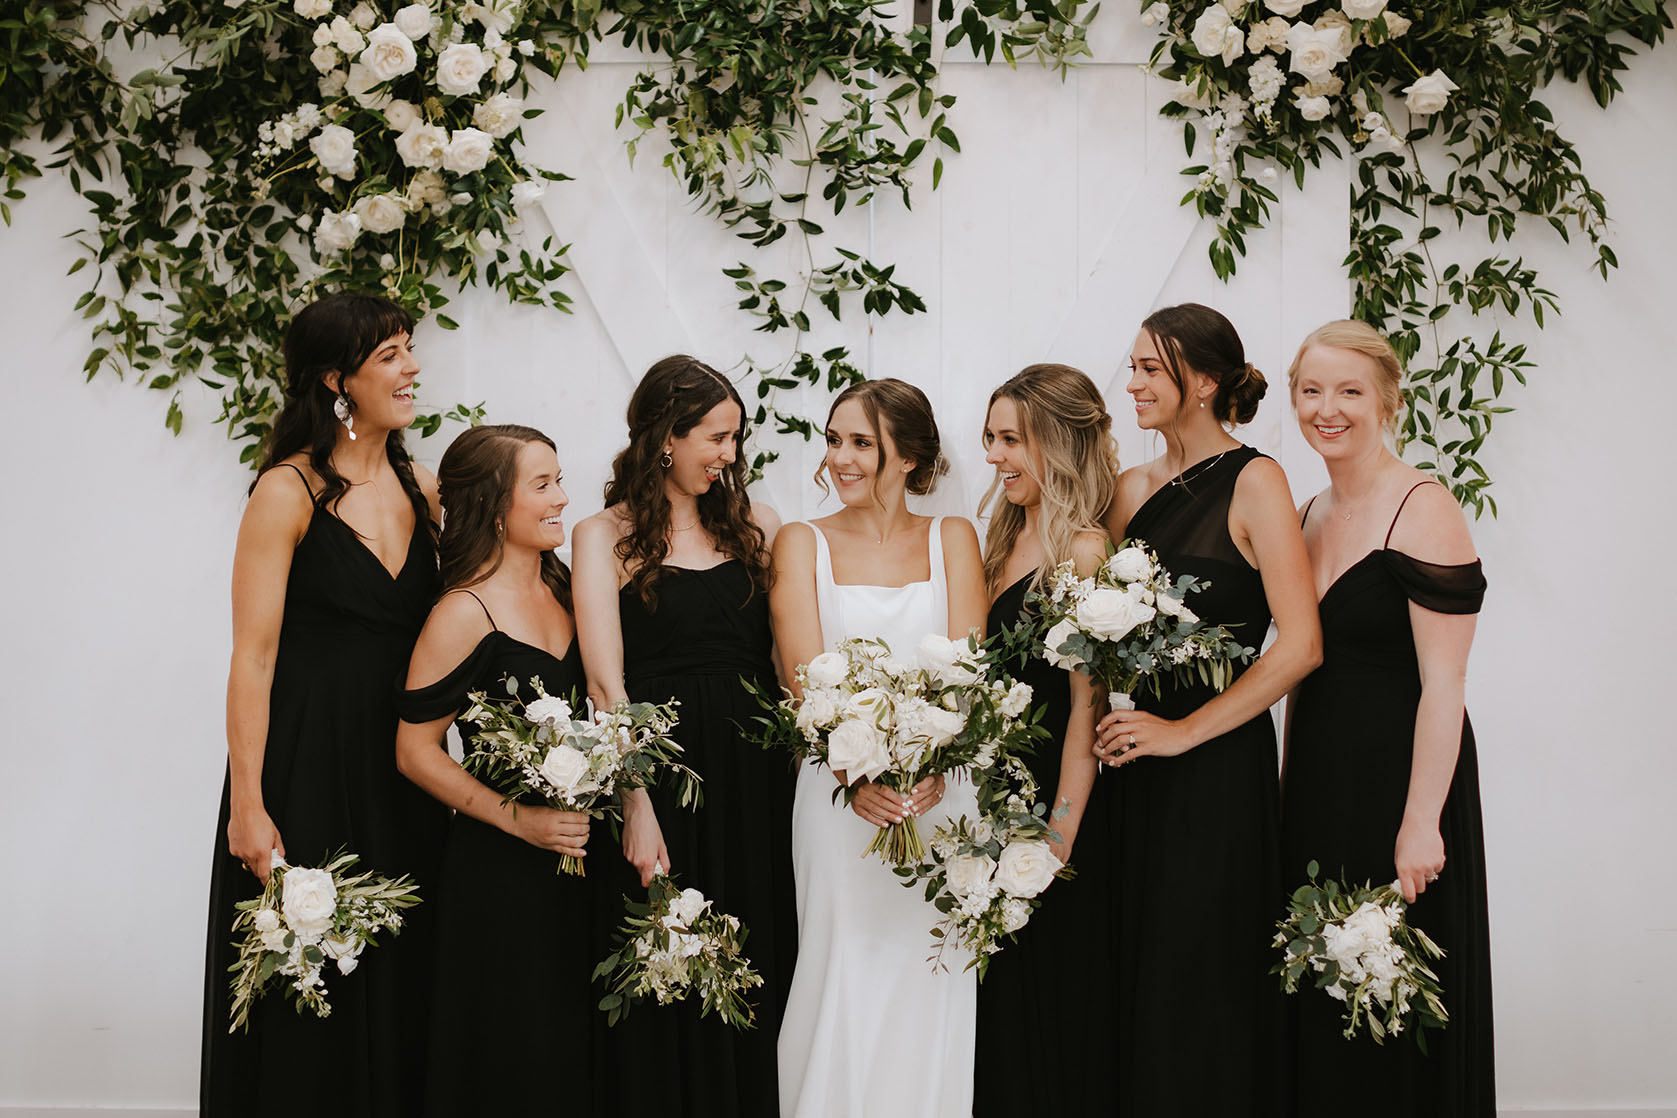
[1283,320,1494,1116]
[972,364,1118,1114]
[201,294,448,1117]
[1094,304,1323,1116]
[573,355,792,1116]
[395,424,595,1116]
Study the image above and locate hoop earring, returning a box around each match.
[334,392,357,441]
[660,452,673,469]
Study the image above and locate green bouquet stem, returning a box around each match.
[559,854,584,877]
[865,815,926,867]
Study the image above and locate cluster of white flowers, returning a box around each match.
[1316,898,1417,1016]
[920,806,1064,971]
[601,878,763,1028]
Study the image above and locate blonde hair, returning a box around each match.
[1287,320,1404,427]
[979,364,1119,594]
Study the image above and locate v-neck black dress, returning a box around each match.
[1105,445,1288,1115]
[1282,486,1495,1116]
[201,465,447,1118]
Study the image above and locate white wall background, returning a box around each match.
[1,8,1673,1114]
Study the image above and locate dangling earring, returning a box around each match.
[334,392,357,441]
[1198,400,1206,409]
[660,452,673,469]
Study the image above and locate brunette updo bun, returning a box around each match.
[1140,303,1267,427]
[1215,361,1268,426]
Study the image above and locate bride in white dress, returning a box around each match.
[770,379,988,1118]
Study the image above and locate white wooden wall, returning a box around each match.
[1,7,1674,1114]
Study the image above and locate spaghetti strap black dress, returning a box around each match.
[593,560,795,1117]
[396,595,596,1117]
[201,463,447,1118]
[1107,445,1288,1115]
[974,574,1115,1114]
[1282,483,1495,1116]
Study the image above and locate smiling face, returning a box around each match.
[664,398,741,500]
[1125,329,1211,431]
[336,330,418,433]
[500,439,569,552]
[1292,344,1390,461]
[825,397,910,507]
[983,396,1042,508]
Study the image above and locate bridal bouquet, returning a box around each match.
[227,850,421,1033]
[909,756,1072,978]
[752,634,1041,866]
[1273,860,1448,1047]
[594,874,762,1030]
[1029,541,1256,711]
[461,677,696,875]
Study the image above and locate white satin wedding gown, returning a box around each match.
[777,516,978,1118]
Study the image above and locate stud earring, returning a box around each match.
[660,452,673,468]
[334,392,357,441]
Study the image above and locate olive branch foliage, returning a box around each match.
[3,0,1668,500]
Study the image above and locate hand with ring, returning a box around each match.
[1093,706,1199,766]
[1393,817,1446,903]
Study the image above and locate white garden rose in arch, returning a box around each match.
[472,91,524,138]
[393,2,434,40]
[395,122,447,168]
[1403,70,1459,116]
[384,98,420,132]
[1285,21,1351,82]
[344,63,393,110]
[1263,0,1307,16]
[312,209,361,254]
[308,123,357,179]
[1341,0,1388,19]
[294,0,330,17]
[354,192,407,234]
[347,1,376,29]
[435,42,488,96]
[360,23,418,84]
[443,127,494,174]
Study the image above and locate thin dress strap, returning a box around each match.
[1384,481,1438,548]
[275,461,317,502]
[1300,494,1318,527]
[809,524,840,652]
[452,589,499,631]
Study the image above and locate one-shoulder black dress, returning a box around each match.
[594,560,795,1117]
[396,595,595,1117]
[201,464,447,1118]
[974,574,1115,1113]
[1107,445,1288,1115]
[1282,483,1495,1116]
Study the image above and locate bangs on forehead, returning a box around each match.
[343,297,416,371]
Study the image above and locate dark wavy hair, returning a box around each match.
[254,293,434,547]
[603,355,769,608]
[1139,302,1268,427]
[436,424,572,609]
[815,377,949,498]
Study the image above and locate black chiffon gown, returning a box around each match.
[593,560,796,1116]
[201,464,447,1118]
[395,596,596,1117]
[974,574,1115,1114]
[1282,483,1495,1116]
[1106,445,1288,1115]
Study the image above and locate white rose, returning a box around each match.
[943,852,996,898]
[1165,76,1216,111]
[449,190,472,205]
[846,687,892,729]
[348,0,376,28]
[1263,0,1306,15]
[395,122,447,168]
[1041,618,1086,671]
[473,91,524,138]
[329,15,365,54]
[1154,590,1198,622]
[1191,6,1246,64]
[344,62,392,110]
[360,23,418,83]
[394,2,434,39]
[336,953,360,975]
[252,908,281,934]
[321,931,362,961]
[442,127,493,174]
[1286,22,1350,82]
[1075,586,1151,641]
[1402,70,1458,116]
[915,633,977,687]
[538,743,589,795]
[805,651,849,689]
[920,705,966,748]
[1341,0,1386,18]
[384,99,420,132]
[794,690,838,735]
[1380,11,1410,37]
[295,0,331,17]
[1105,546,1154,583]
[313,208,361,254]
[406,168,445,205]
[510,179,546,207]
[826,718,889,783]
[667,887,710,926]
[435,42,488,96]
[260,926,291,952]
[309,123,357,179]
[994,841,1062,898]
[1139,1,1169,26]
[1000,897,1031,933]
[1314,10,1352,37]
[318,70,348,97]
[464,0,514,34]
[310,43,339,73]
[523,695,573,726]
[999,681,1032,719]
[280,867,338,940]
[313,23,336,47]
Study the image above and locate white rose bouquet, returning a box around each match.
[226,850,421,1032]
[906,756,1073,978]
[1273,860,1447,1047]
[750,635,1043,866]
[594,874,763,1030]
[460,677,698,876]
[1027,540,1256,712]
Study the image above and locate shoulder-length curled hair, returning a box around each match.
[815,378,949,499]
[603,355,769,608]
[255,292,434,547]
[1287,319,1405,431]
[1140,302,1268,428]
[979,364,1119,594]
[436,424,572,610]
